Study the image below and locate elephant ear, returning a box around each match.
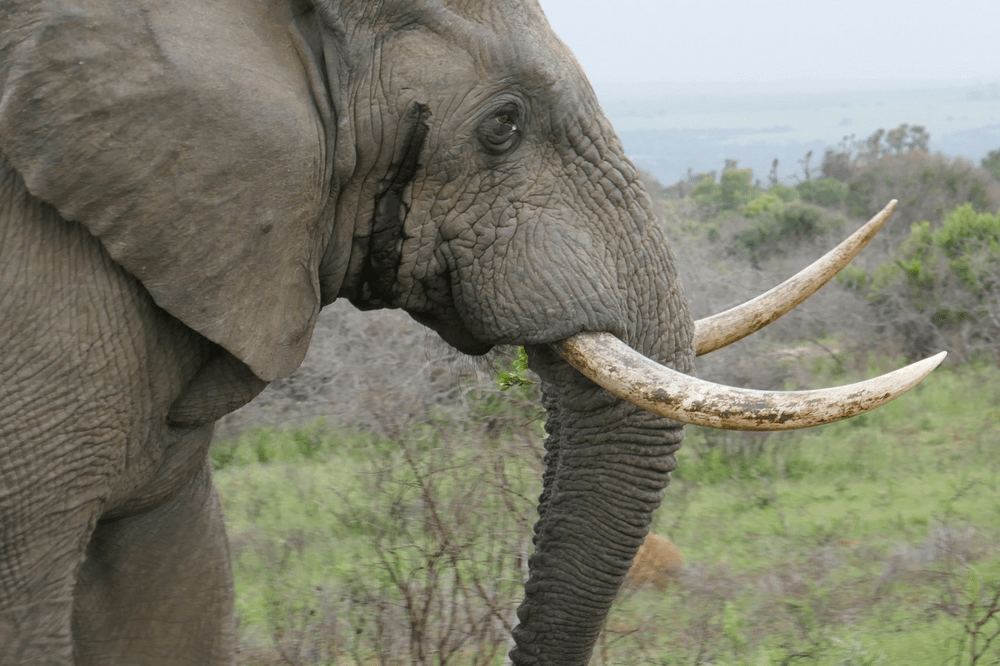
[0,0,332,381]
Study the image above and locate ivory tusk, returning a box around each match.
[694,200,897,356]
[552,331,946,431]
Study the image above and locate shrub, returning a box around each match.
[691,175,722,208]
[720,168,755,211]
[796,177,847,208]
[982,148,1000,181]
[769,183,800,203]
[865,204,1000,361]
[822,124,932,182]
[821,145,854,182]
[743,193,783,218]
[843,152,1000,245]
[933,205,1000,295]
[836,264,869,292]
[732,202,845,267]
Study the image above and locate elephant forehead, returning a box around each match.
[382,29,478,90]
[374,4,596,114]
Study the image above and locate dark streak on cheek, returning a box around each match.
[351,102,431,310]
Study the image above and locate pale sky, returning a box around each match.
[538,0,1000,91]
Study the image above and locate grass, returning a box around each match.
[213,362,1000,665]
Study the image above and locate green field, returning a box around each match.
[214,362,1000,665]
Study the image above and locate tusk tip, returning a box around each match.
[897,350,948,388]
[875,199,898,220]
[873,199,898,223]
[925,350,948,369]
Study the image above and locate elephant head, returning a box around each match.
[0,1,943,664]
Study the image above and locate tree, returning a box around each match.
[863,128,885,162]
[983,148,1000,181]
[906,125,930,152]
[821,125,931,183]
[691,175,721,207]
[821,138,854,182]
[720,168,755,211]
[886,124,929,153]
[798,149,814,182]
[843,151,1000,240]
[796,178,847,208]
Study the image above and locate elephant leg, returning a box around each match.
[2,156,246,664]
[0,494,102,665]
[72,454,235,666]
[1,170,128,663]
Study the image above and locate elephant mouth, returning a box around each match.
[407,309,494,356]
[551,201,947,432]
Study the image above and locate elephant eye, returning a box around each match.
[479,110,520,155]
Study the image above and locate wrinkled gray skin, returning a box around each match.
[0,1,693,664]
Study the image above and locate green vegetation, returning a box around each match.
[836,204,1000,362]
[984,149,1000,182]
[721,168,756,211]
[796,177,847,208]
[769,183,800,203]
[844,153,997,229]
[679,127,1000,253]
[742,192,783,218]
[691,174,722,208]
[495,346,534,391]
[215,363,1000,665]
[733,202,845,267]
[875,205,1000,298]
[668,127,1000,362]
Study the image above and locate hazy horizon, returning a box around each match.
[600,85,1000,186]
[539,0,1000,91]
[537,1,1000,186]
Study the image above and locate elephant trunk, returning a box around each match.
[509,345,684,666]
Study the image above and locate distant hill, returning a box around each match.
[594,82,1000,185]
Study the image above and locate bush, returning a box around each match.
[844,152,1000,245]
[691,175,722,208]
[982,148,1000,181]
[732,202,845,267]
[836,264,869,292]
[721,168,755,211]
[933,205,1000,295]
[743,193,783,218]
[218,414,544,665]
[796,177,847,208]
[821,124,931,182]
[769,183,800,203]
[865,204,1000,361]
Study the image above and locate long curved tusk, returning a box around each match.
[694,200,897,356]
[552,332,946,431]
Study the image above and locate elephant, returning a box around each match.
[0,1,944,664]
[623,532,683,592]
